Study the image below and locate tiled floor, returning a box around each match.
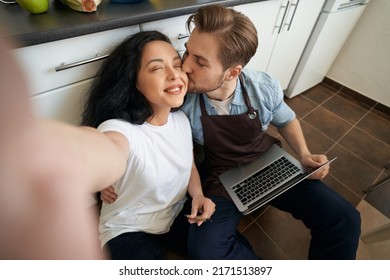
[239,80,390,259]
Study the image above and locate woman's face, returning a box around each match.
[136,40,188,112]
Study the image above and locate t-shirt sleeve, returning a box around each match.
[268,78,296,128]
[97,119,132,144]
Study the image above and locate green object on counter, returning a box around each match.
[16,0,49,14]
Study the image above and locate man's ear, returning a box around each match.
[226,65,242,80]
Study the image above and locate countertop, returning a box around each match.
[0,0,264,47]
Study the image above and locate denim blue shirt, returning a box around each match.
[180,68,296,145]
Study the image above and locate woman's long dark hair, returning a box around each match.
[81,31,172,127]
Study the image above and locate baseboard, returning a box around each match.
[322,77,390,118]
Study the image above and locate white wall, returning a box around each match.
[326,0,390,108]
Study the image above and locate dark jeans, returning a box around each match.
[187,179,361,260]
[188,195,261,260]
[105,201,191,260]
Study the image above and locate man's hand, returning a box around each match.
[301,154,330,180]
[100,185,117,204]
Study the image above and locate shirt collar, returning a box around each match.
[231,76,246,106]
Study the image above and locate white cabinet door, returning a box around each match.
[234,1,283,72]
[266,0,325,90]
[30,78,93,125]
[287,5,366,98]
[140,15,191,56]
[17,25,141,126]
[13,25,140,96]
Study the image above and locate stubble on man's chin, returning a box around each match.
[187,82,215,95]
[187,84,202,94]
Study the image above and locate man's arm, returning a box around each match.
[277,118,329,180]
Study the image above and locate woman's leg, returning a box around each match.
[187,196,260,260]
[106,232,164,260]
[270,179,361,259]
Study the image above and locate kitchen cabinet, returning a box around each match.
[30,79,93,126]
[140,14,191,56]
[13,25,140,125]
[235,0,325,90]
[234,1,283,73]
[287,0,368,98]
[11,0,326,126]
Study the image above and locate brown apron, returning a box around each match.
[200,75,281,199]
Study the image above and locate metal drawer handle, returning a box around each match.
[55,53,109,72]
[178,33,190,40]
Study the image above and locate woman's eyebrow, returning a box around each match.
[173,55,182,62]
[146,55,182,66]
[146,58,163,66]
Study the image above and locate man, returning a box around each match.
[102,4,361,260]
[179,4,360,260]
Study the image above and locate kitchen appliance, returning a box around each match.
[286,0,370,98]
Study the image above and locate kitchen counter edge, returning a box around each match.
[0,0,266,47]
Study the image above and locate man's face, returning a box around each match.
[182,28,229,94]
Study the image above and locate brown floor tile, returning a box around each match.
[372,103,390,120]
[254,206,310,260]
[340,87,377,109]
[237,213,255,232]
[242,222,288,259]
[300,120,335,154]
[303,106,353,141]
[327,144,381,196]
[337,91,375,111]
[284,95,318,118]
[364,176,390,218]
[323,95,370,125]
[356,200,390,259]
[339,127,390,170]
[248,204,270,220]
[323,175,362,207]
[357,111,390,145]
[300,85,336,105]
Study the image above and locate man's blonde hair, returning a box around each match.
[186,4,258,70]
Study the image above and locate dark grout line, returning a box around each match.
[328,174,362,201]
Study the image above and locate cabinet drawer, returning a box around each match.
[13,25,140,96]
[30,78,93,125]
[140,15,190,55]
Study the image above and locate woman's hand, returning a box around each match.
[187,195,215,226]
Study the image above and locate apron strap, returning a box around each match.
[239,74,258,120]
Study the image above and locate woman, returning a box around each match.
[81,31,215,260]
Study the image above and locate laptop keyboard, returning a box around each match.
[232,156,301,206]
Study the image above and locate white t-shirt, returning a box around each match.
[97,110,193,247]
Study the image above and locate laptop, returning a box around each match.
[219,144,336,215]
